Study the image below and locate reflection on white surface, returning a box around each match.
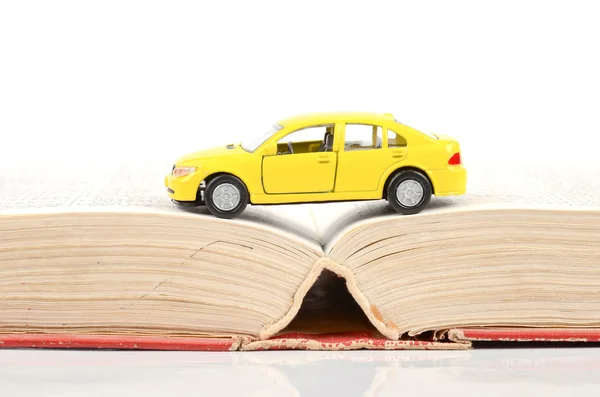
[1,348,600,396]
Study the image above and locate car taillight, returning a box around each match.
[448,152,461,165]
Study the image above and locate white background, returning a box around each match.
[2,0,600,168]
[2,1,600,395]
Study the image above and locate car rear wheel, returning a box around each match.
[386,170,432,215]
[204,175,248,219]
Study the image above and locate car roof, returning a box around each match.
[277,112,397,128]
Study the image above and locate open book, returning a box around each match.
[1,157,600,350]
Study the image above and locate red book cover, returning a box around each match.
[2,328,600,351]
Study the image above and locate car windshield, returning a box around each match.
[241,123,283,152]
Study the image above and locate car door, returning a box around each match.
[262,124,337,194]
[335,123,403,192]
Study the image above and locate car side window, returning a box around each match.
[387,128,407,147]
[276,125,334,155]
[344,124,382,151]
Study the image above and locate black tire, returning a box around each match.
[204,175,248,219]
[386,170,432,215]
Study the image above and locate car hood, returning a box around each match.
[175,143,245,165]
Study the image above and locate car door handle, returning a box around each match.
[391,150,406,158]
[318,154,331,163]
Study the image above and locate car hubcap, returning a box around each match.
[212,183,241,211]
[396,179,424,207]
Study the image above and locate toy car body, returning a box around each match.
[165,112,466,218]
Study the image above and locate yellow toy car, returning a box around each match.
[165,112,466,218]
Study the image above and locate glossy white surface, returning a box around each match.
[1,348,600,396]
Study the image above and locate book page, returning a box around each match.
[0,159,324,251]
[318,155,600,253]
[2,154,599,253]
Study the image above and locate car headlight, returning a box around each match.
[172,166,197,177]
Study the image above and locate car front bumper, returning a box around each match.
[164,172,203,203]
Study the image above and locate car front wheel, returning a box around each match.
[204,175,248,219]
[386,170,432,215]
